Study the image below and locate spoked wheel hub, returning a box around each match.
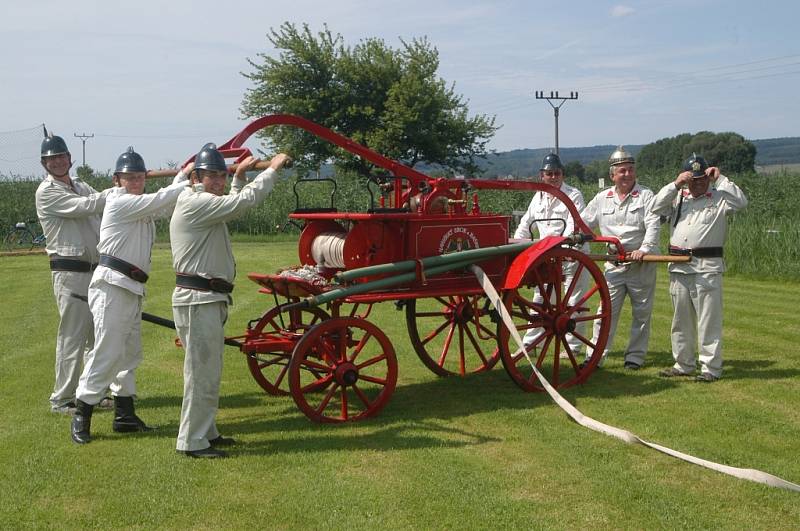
[554,313,576,335]
[451,299,475,324]
[334,362,359,386]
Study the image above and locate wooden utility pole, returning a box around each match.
[534,91,578,154]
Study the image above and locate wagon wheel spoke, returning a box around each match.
[437,323,457,368]
[314,384,339,413]
[348,331,372,363]
[352,384,372,409]
[356,353,389,370]
[562,261,586,310]
[358,374,389,385]
[420,319,453,346]
[535,335,554,368]
[457,324,467,375]
[463,324,490,366]
[298,358,334,373]
[340,387,348,420]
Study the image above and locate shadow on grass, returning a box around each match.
[631,349,800,382]
[126,349,798,453]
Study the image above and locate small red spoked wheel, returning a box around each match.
[245,305,329,396]
[498,247,611,392]
[405,295,500,377]
[289,317,398,423]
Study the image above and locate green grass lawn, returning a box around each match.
[1,242,799,529]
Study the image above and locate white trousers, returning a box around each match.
[76,281,141,405]
[523,259,588,357]
[668,272,724,378]
[174,302,227,452]
[49,270,94,407]
[590,262,657,366]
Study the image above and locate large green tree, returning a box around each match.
[637,131,756,175]
[241,23,498,178]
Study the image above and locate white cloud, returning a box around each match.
[611,5,635,17]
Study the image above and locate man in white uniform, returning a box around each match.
[513,153,587,361]
[71,147,192,444]
[650,154,748,382]
[35,130,113,414]
[581,147,661,370]
[171,144,290,458]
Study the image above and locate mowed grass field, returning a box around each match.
[1,241,799,529]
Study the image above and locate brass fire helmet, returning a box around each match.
[608,146,635,166]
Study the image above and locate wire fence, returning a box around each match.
[0,125,46,181]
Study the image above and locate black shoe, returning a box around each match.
[112,396,155,432]
[694,373,720,383]
[181,447,228,459]
[113,415,156,433]
[71,399,94,444]
[658,367,692,378]
[623,361,642,371]
[209,436,236,447]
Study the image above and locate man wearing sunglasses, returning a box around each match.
[513,153,588,362]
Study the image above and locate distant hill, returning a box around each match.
[473,137,800,177]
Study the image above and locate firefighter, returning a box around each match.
[35,129,114,414]
[650,154,748,382]
[170,144,290,458]
[513,152,587,360]
[71,148,193,444]
[581,146,661,370]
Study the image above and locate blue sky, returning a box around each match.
[1,0,798,175]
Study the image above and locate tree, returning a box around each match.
[563,160,585,182]
[76,164,94,180]
[241,23,498,178]
[584,159,608,182]
[637,131,756,175]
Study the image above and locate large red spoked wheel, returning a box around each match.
[498,247,611,392]
[245,305,329,396]
[289,317,398,423]
[405,295,501,377]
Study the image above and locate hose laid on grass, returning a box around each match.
[469,264,800,493]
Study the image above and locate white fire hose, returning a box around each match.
[311,232,347,269]
[469,264,800,492]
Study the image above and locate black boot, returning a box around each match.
[112,396,155,433]
[71,399,94,444]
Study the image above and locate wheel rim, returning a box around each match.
[405,295,500,377]
[244,305,329,396]
[498,248,611,392]
[289,317,398,423]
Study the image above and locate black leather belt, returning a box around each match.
[669,246,724,258]
[175,273,234,294]
[99,254,149,283]
[49,258,97,273]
